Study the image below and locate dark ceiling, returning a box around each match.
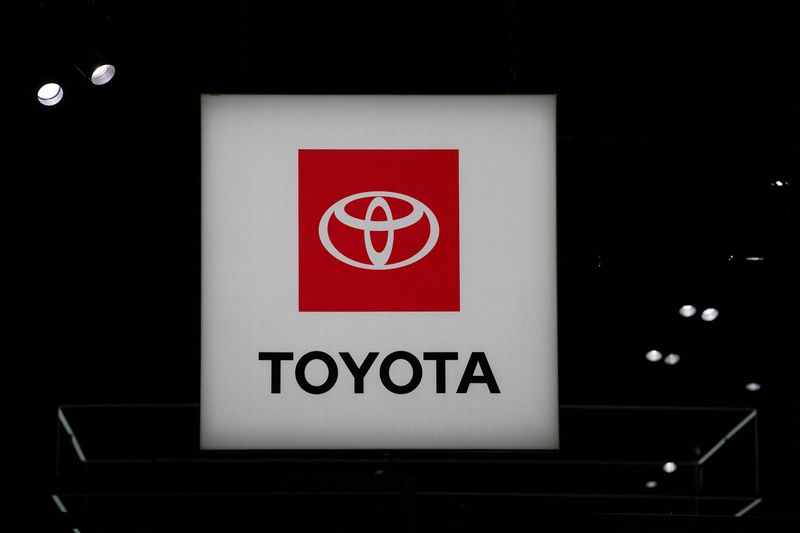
[8,1,798,531]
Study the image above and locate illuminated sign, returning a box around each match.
[201,95,557,449]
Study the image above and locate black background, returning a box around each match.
[8,1,798,531]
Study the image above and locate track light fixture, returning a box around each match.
[74,49,116,87]
[37,82,64,106]
[31,1,117,106]
[90,63,115,85]
[32,60,71,108]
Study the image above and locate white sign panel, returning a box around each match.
[201,95,558,449]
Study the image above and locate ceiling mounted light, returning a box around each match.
[664,353,680,365]
[745,382,761,392]
[662,462,677,473]
[645,480,658,488]
[679,305,696,318]
[645,350,663,362]
[37,82,64,106]
[90,63,115,85]
[701,308,719,322]
[73,47,117,87]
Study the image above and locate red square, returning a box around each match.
[299,149,460,311]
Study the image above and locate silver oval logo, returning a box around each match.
[318,191,439,270]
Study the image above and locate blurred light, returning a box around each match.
[645,350,663,362]
[645,480,658,489]
[772,180,785,187]
[90,64,115,85]
[745,257,765,262]
[664,353,680,365]
[663,462,677,473]
[745,382,761,392]
[37,83,63,106]
[701,308,719,321]
[679,305,697,317]
[51,494,67,513]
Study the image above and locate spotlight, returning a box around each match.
[745,257,765,262]
[679,305,696,318]
[90,63,115,85]
[664,353,680,365]
[645,480,658,489]
[772,180,785,187]
[74,50,117,87]
[645,350,663,362]
[701,308,719,322]
[745,382,761,392]
[662,462,677,473]
[37,83,64,106]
